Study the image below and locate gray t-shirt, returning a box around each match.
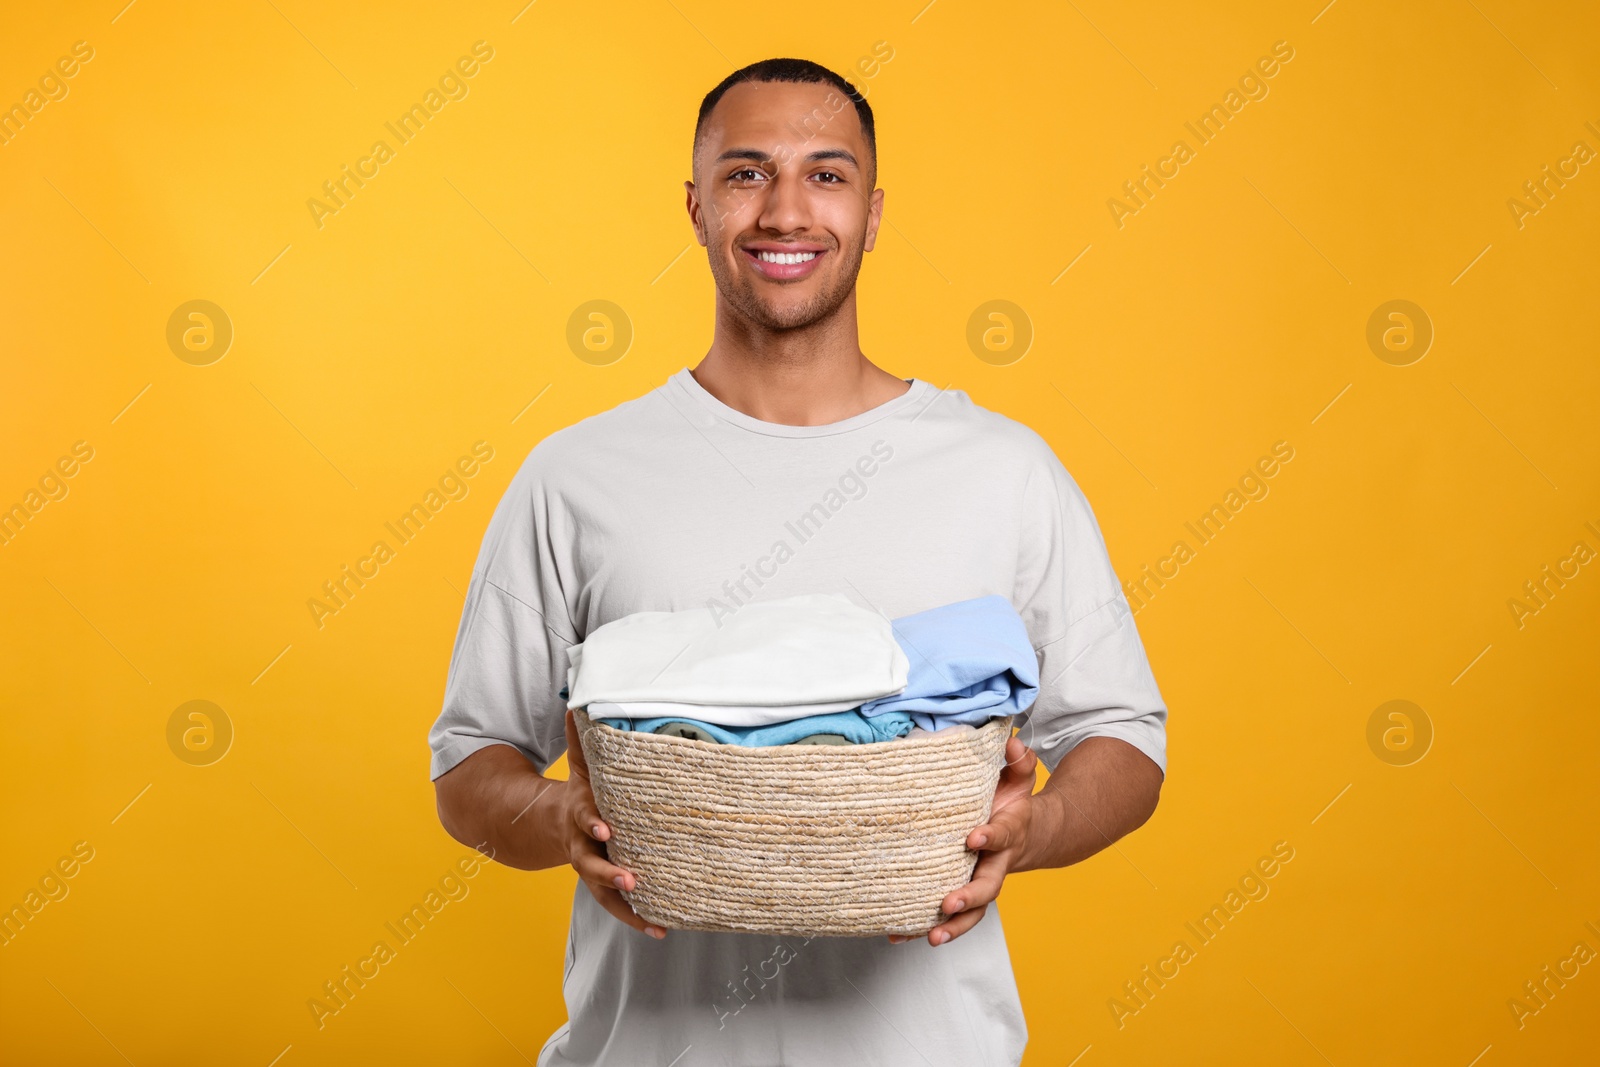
[429,367,1168,1067]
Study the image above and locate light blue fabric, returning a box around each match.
[858,595,1040,732]
[594,707,913,746]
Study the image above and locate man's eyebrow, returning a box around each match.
[805,149,859,168]
[713,147,861,168]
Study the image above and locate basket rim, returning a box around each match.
[574,706,1013,755]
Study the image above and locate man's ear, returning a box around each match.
[862,187,885,253]
[685,180,708,247]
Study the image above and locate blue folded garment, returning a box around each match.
[594,707,913,747]
[859,595,1039,732]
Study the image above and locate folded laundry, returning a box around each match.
[568,593,1033,742]
[590,706,914,747]
[859,595,1040,733]
[565,592,908,724]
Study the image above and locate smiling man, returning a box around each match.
[430,58,1168,1066]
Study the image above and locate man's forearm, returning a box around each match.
[434,743,572,871]
[1013,736,1163,873]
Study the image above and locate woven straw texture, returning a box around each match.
[574,709,1012,937]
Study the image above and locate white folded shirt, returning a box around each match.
[566,592,908,718]
[588,698,866,725]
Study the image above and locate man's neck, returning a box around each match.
[691,293,910,426]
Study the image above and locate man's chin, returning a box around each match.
[725,284,844,331]
[751,305,826,330]
[706,258,857,331]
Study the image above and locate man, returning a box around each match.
[430,58,1167,1066]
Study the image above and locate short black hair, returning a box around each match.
[695,58,876,164]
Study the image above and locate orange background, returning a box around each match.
[2,1,1597,1063]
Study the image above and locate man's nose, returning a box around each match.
[756,169,810,234]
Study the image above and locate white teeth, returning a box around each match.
[756,250,817,265]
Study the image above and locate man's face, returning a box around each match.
[687,80,884,331]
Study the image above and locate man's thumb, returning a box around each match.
[1001,739,1037,781]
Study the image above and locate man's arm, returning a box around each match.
[432,712,668,938]
[1013,735,1163,873]
[434,743,570,871]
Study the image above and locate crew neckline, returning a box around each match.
[666,367,935,438]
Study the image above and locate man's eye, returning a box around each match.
[730,168,767,181]
[812,172,843,184]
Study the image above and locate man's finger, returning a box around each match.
[1001,736,1037,775]
[569,800,611,842]
[968,788,1033,850]
[563,710,659,938]
[581,879,665,939]
[571,844,638,892]
[942,850,1008,917]
[564,710,615,841]
[997,740,1039,797]
[967,816,1016,852]
[927,901,989,946]
[565,778,611,845]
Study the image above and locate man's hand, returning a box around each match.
[563,709,667,940]
[432,713,668,940]
[895,735,1040,946]
[889,733,1164,947]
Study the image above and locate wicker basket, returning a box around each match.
[573,708,1012,937]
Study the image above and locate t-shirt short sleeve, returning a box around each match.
[1011,449,1168,778]
[428,456,578,780]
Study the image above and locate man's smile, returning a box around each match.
[741,242,827,280]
